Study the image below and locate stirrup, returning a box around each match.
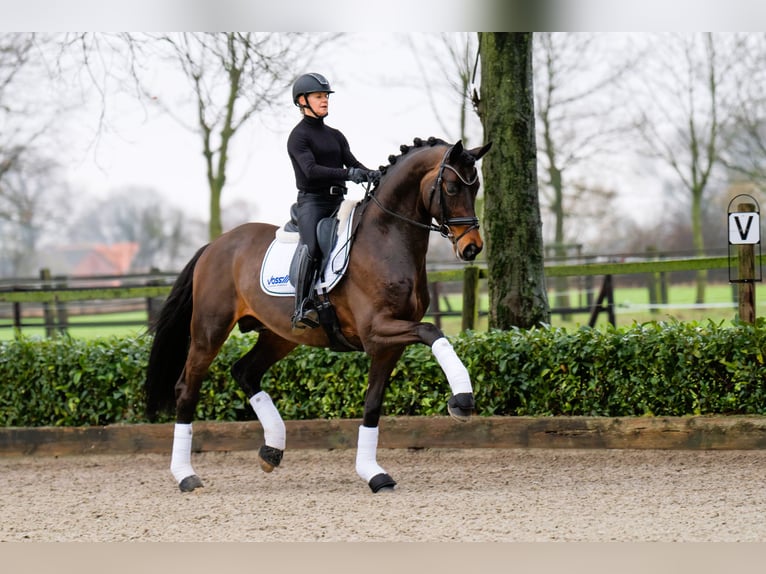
[291,304,320,331]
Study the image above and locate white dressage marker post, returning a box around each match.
[727,194,762,323]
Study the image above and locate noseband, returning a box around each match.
[367,145,481,244]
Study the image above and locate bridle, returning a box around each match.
[428,146,481,241]
[367,145,481,244]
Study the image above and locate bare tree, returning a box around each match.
[632,33,748,304]
[719,34,766,188]
[0,34,75,276]
[62,32,334,241]
[534,33,634,249]
[534,33,634,311]
[0,152,70,276]
[154,33,330,239]
[0,34,36,184]
[407,33,482,146]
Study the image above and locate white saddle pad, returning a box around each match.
[260,201,356,297]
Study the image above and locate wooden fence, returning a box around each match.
[1,254,763,336]
[430,253,765,329]
[0,270,176,337]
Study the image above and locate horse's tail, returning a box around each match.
[145,244,208,421]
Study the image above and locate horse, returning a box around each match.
[144,136,492,493]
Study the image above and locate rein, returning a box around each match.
[365,145,480,243]
[368,190,444,235]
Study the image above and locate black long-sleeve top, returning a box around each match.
[287,115,367,194]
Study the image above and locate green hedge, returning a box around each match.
[1,319,765,427]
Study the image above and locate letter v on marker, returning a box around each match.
[735,214,754,241]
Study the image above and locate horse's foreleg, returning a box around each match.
[356,425,397,493]
[412,322,475,420]
[368,319,475,421]
[431,337,474,420]
[356,348,403,493]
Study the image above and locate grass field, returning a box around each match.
[430,281,766,334]
[0,311,151,340]
[2,281,765,341]
[551,281,765,328]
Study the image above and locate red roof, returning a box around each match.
[39,243,140,276]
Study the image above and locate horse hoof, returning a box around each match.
[447,392,474,422]
[258,445,284,473]
[368,473,397,493]
[178,474,204,492]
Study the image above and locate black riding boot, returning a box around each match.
[291,248,320,332]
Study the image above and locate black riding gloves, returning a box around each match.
[347,167,367,184]
[347,167,381,186]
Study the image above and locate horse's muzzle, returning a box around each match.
[459,241,483,262]
[454,228,483,261]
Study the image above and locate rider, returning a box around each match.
[287,72,380,332]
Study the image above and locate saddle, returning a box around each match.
[260,200,360,351]
[284,203,341,285]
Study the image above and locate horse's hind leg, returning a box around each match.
[171,320,234,492]
[231,330,297,473]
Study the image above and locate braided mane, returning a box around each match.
[377,136,450,175]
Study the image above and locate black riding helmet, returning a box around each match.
[292,73,334,115]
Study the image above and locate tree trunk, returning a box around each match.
[478,33,550,329]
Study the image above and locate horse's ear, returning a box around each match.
[449,140,465,162]
[469,141,492,161]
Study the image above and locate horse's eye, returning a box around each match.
[445,182,460,196]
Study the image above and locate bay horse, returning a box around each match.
[145,136,492,493]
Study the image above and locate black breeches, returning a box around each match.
[296,192,342,259]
